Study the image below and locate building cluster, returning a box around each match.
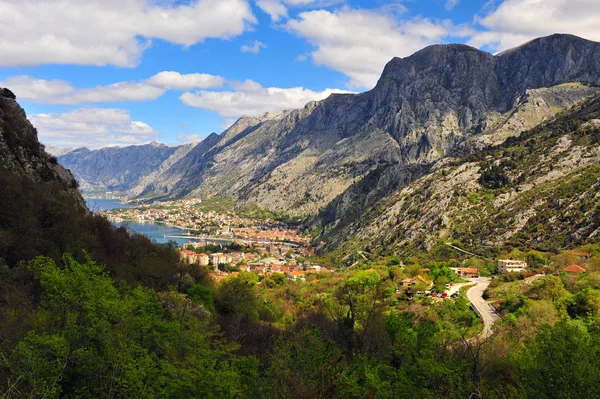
[100,199,312,251]
[179,239,330,282]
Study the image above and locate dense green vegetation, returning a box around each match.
[3,92,600,398]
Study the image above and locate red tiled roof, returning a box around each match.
[460,268,479,274]
[564,264,586,273]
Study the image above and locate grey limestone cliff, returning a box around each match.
[134,34,600,226]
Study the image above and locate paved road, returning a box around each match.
[524,273,545,285]
[465,277,501,339]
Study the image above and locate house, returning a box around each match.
[228,252,245,264]
[401,275,433,289]
[451,267,479,278]
[497,259,528,273]
[287,271,305,282]
[564,264,586,274]
[210,253,232,266]
[239,265,251,272]
[196,253,209,266]
[574,251,592,259]
[252,265,266,273]
[179,250,209,266]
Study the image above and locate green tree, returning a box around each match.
[519,319,600,398]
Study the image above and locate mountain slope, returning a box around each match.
[136,34,600,222]
[0,88,85,209]
[322,93,600,258]
[58,142,185,194]
[0,87,180,287]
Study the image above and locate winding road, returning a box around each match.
[465,277,501,339]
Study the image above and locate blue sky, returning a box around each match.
[1,0,599,149]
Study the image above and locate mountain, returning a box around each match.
[58,141,197,195]
[322,93,600,258]
[134,34,600,224]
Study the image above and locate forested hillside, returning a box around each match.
[3,44,600,397]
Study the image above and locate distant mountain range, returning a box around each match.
[58,141,198,195]
[55,34,600,253]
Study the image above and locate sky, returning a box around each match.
[1,0,600,149]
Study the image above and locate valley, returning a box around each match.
[3,31,600,398]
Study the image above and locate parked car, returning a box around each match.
[445,284,451,289]
[432,292,438,297]
[441,293,448,299]
[451,292,459,298]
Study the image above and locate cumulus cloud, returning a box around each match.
[286,8,461,89]
[145,71,225,90]
[470,0,600,52]
[0,71,224,104]
[256,0,288,21]
[241,40,267,54]
[30,108,159,148]
[256,0,342,22]
[0,0,256,67]
[180,79,351,117]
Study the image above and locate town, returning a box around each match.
[99,198,325,281]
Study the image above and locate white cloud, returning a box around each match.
[286,8,457,89]
[256,0,343,22]
[445,0,459,11]
[0,0,256,67]
[0,76,75,100]
[470,0,600,52]
[256,0,288,21]
[241,40,267,54]
[30,108,159,148]
[180,79,351,117]
[1,71,224,104]
[146,71,225,90]
[177,134,205,143]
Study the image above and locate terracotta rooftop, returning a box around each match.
[564,264,586,273]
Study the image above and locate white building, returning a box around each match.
[497,259,528,273]
[210,253,232,266]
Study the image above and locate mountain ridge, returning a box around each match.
[58,142,197,195]
[128,34,600,218]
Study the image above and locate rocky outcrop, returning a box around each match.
[0,88,86,210]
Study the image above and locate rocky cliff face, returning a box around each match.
[58,142,185,195]
[0,88,86,210]
[325,92,600,258]
[134,34,600,226]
